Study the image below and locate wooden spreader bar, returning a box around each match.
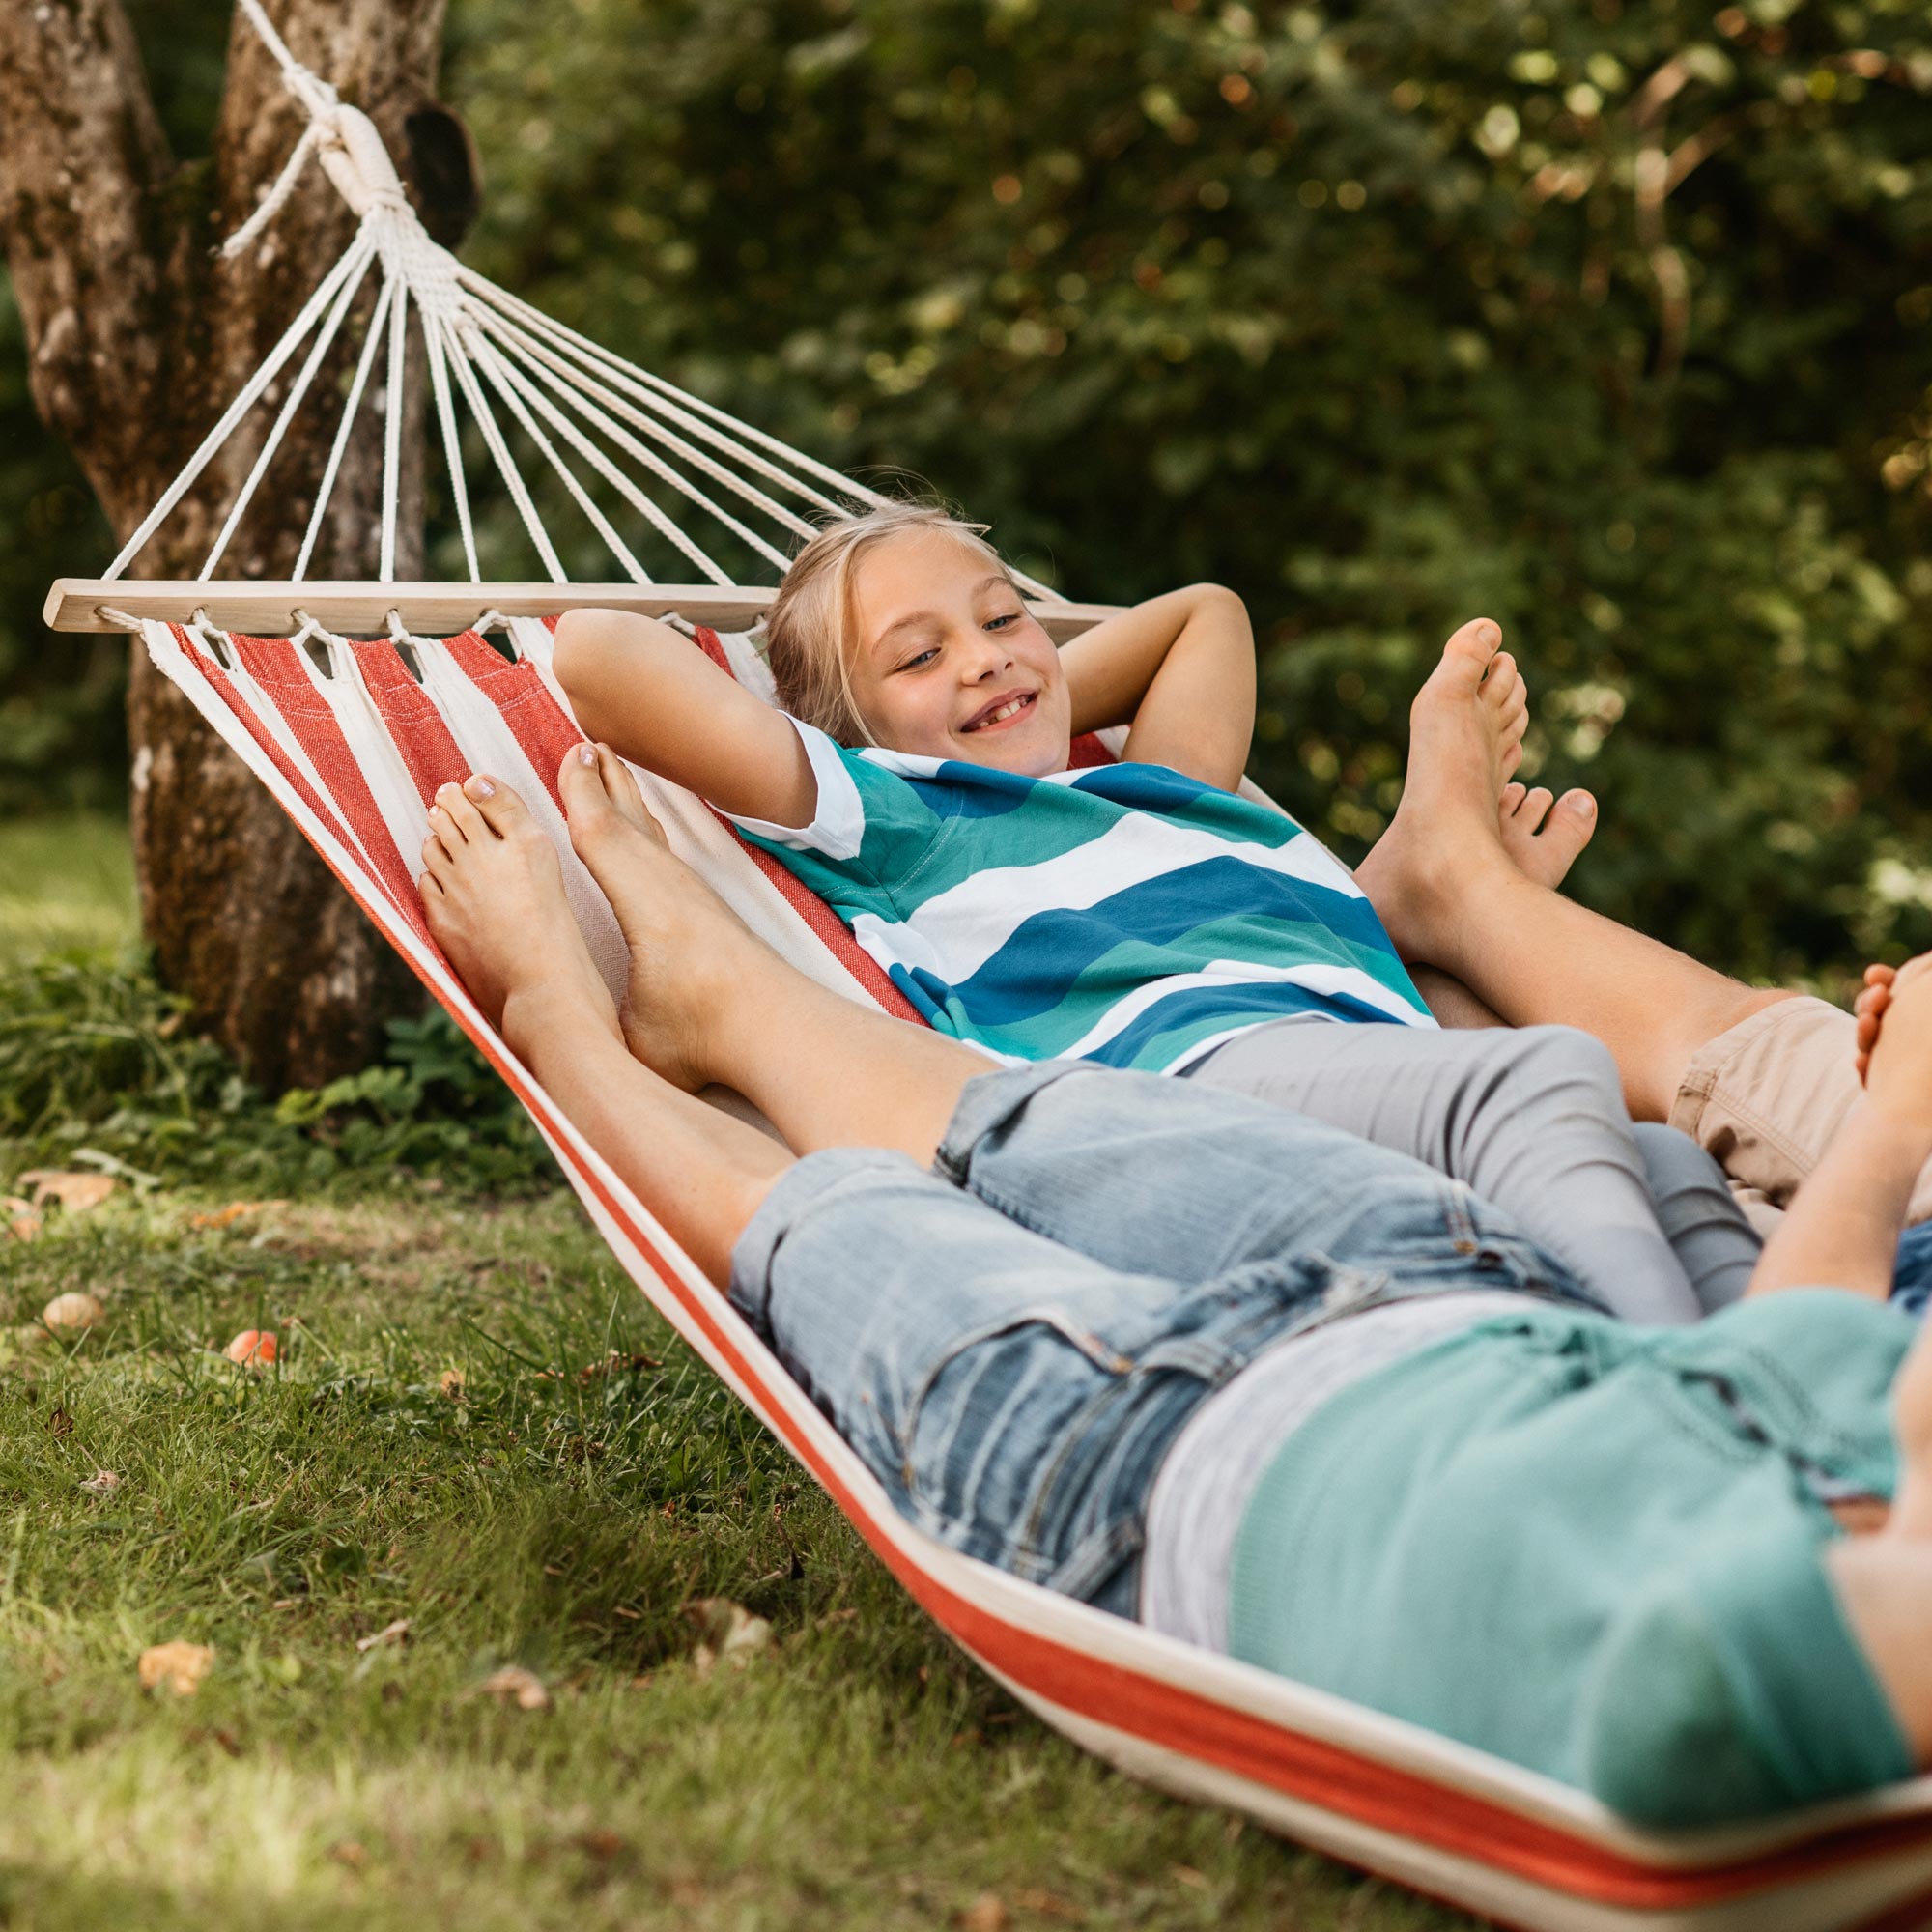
[45,580,1122,644]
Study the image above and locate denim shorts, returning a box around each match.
[729,1061,1592,1616]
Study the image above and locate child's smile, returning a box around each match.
[845,528,1073,775]
[960,688,1037,733]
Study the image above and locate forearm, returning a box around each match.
[1746,1102,1932,1300]
[554,609,813,824]
[1062,584,1255,788]
[1061,586,1248,730]
[554,610,706,767]
[1061,592,1188,734]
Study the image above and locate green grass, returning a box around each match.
[0,815,1471,1929]
[0,813,138,968]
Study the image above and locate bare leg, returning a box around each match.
[553,744,995,1164]
[1407,965,1506,1031]
[1355,621,1790,1121]
[418,776,790,1283]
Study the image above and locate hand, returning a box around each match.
[1859,955,1932,1138]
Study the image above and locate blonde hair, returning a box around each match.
[760,501,1009,745]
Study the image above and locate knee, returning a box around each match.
[1630,1121,1730,1203]
[1502,1026,1627,1116]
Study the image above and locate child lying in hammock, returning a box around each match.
[560,502,1917,1329]
[413,744,1932,1831]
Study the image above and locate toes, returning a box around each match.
[462,772,531,840]
[1481,652,1520,706]
[1519,786,1554,830]
[1501,740,1523,782]
[594,744,669,842]
[434,781,485,843]
[1867,963,1900,988]
[1436,619,1501,691]
[557,740,609,821]
[426,804,463,858]
[417,868,444,902]
[421,828,456,876]
[1500,781,1527,817]
[1549,790,1598,848]
[593,742,636,803]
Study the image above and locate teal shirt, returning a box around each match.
[727,721,1434,1073]
[1226,1292,1916,1827]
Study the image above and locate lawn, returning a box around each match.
[0,812,1469,1931]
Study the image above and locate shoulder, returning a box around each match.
[729,719,959,868]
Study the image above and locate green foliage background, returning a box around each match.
[7,0,1932,990]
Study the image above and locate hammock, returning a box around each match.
[46,12,1932,1926]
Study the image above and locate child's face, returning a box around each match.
[844,530,1072,775]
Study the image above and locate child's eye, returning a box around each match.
[896,647,939,671]
[984,612,1021,631]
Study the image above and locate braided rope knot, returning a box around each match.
[218,41,412,256]
[316,103,412,219]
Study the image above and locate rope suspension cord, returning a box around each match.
[55,0,1080,640]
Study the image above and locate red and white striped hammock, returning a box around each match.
[47,8,1932,1925]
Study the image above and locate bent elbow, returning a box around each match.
[1203,582,1252,623]
[551,611,611,735]
[551,609,595,695]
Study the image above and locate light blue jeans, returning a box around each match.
[729,1061,1590,1615]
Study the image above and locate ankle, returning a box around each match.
[1366,838,1521,969]
[501,980,620,1068]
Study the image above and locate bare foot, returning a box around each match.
[1856,954,1932,1133]
[418,776,621,1051]
[1858,963,1900,1085]
[1498,781,1599,890]
[557,742,779,1093]
[1354,618,1525,959]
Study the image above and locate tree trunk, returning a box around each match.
[0,0,460,1089]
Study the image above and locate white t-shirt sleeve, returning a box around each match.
[721,715,867,863]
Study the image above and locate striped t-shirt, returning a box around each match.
[727,720,1435,1073]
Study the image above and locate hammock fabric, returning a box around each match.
[136,606,1932,1932]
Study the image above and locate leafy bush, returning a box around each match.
[0,949,551,1196]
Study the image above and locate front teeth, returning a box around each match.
[973,696,1030,729]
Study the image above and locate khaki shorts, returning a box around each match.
[1668,994,1932,1232]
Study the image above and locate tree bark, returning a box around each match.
[0,0,457,1088]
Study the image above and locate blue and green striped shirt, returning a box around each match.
[728,721,1434,1072]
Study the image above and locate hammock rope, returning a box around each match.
[101,0,1064,607]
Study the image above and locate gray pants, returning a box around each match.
[1187,1019,1762,1324]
